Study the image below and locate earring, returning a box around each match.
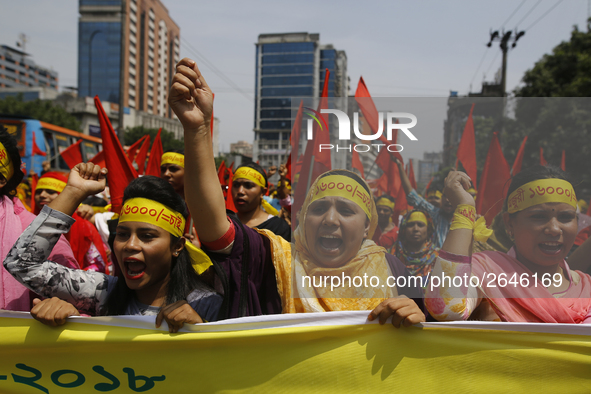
[173,252,179,256]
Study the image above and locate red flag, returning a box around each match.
[511,136,528,176]
[408,159,417,190]
[477,132,511,224]
[217,160,227,186]
[89,150,105,168]
[225,168,237,212]
[31,132,46,156]
[60,139,83,169]
[351,144,364,178]
[30,173,38,214]
[425,176,434,194]
[135,135,150,174]
[126,135,147,163]
[94,96,138,214]
[294,69,332,213]
[539,147,548,166]
[145,128,163,177]
[354,76,380,133]
[455,103,477,187]
[285,154,292,183]
[228,161,235,172]
[290,100,304,161]
[561,150,566,171]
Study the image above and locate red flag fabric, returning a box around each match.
[94,96,138,213]
[30,173,38,214]
[408,159,417,190]
[31,132,46,156]
[293,69,332,213]
[425,176,434,194]
[285,154,292,183]
[225,169,237,212]
[135,135,150,174]
[351,145,364,178]
[145,128,163,177]
[228,161,235,172]
[540,147,548,166]
[561,150,566,171]
[355,76,380,135]
[290,100,304,161]
[89,150,105,168]
[60,139,83,169]
[217,160,227,186]
[455,103,477,187]
[126,135,147,163]
[511,136,528,176]
[477,132,511,224]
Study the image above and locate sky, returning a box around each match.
[0,0,588,161]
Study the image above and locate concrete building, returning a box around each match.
[0,45,58,90]
[78,0,180,122]
[253,32,349,168]
[417,151,443,191]
[230,140,253,157]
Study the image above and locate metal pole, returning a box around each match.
[118,0,127,143]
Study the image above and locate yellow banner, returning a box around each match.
[0,311,590,393]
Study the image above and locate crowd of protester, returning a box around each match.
[1,57,590,332]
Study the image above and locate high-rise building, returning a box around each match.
[253,32,348,168]
[0,45,58,90]
[78,0,180,121]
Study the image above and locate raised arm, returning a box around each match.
[440,171,475,255]
[168,58,229,243]
[394,157,413,196]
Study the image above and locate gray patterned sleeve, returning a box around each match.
[3,205,117,315]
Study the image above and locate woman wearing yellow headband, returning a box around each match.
[395,210,439,284]
[4,163,222,331]
[160,149,185,197]
[232,162,291,242]
[373,195,398,252]
[168,58,425,327]
[426,165,591,324]
[0,127,78,312]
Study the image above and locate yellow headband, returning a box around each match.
[161,152,184,168]
[407,211,428,226]
[507,179,577,214]
[427,190,442,199]
[310,175,372,219]
[376,197,395,210]
[37,177,66,193]
[467,188,477,194]
[0,142,14,180]
[120,198,212,275]
[234,167,266,188]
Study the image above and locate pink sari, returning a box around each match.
[472,249,591,324]
[0,196,79,311]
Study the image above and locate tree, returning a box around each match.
[124,125,185,152]
[513,23,591,193]
[0,94,81,131]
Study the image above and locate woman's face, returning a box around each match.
[304,196,370,268]
[34,189,59,208]
[402,220,429,246]
[160,164,185,194]
[114,221,181,298]
[232,178,265,213]
[504,202,578,268]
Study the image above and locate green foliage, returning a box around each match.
[124,126,185,152]
[0,94,81,131]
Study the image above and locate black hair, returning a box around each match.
[0,126,24,198]
[82,195,108,207]
[504,165,571,213]
[104,176,212,315]
[319,169,371,194]
[235,162,268,187]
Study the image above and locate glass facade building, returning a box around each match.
[254,33,348,168]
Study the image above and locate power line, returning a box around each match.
[524,0,565,31]
[514,0,543,28]
[469,47,490,93]
[180,38,253,102]
[501,0,528,28]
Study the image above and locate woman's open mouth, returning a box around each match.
[124,259,146,280]
[318,235,343,253]
[538,242,563,256]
